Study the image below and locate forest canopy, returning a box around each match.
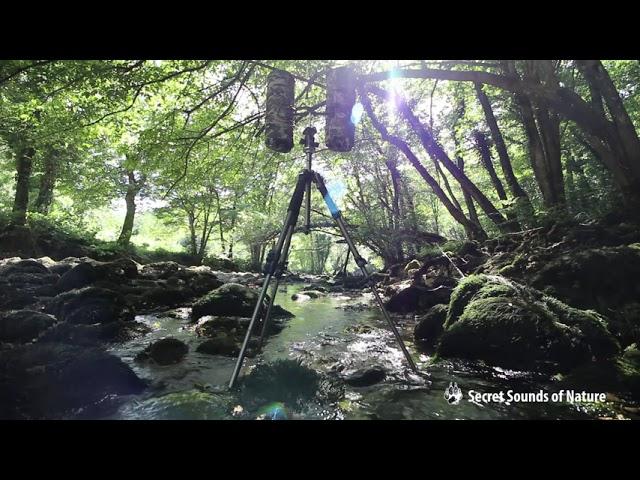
[2,59,639,273]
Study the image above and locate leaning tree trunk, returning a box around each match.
[457,156,482,229]
[34,148,58,215]
[117,170,143,247]
[360,87,487,241]
[473,130,508,201]
[474,83,533,212]
[370,85,513,233]
[503,61,565,210]
[11,145,35,226]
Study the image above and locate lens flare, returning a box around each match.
[350,102,364,125]
[257,402,288,420]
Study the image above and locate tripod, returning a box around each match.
[228,126,418,389]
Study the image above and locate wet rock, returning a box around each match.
[0,343,146,419]
[56,262,99,291]
[239,359,344,409]
[0,285,35,310]
[45,287,132,324]
[192,284,258,320]
[135,337,188,365]
[343,367,386,387]
[39,320,151,346]
[0,259,60,309]
[195,315,285,339]
[298,290,326,299]
[292,293,311,302]
[414,304,448,345]
[558,345,640,398]
[191,283,292,321]
[140,261,181,280]
[48,257,80,276]
[138,286,193,310]
[196,334,240,356]
[0,258,50,276]
[56,258,139,292]
[0,310,58,344]
[385,284,452,314]
[437,274,620,372]
[345,324,373,334]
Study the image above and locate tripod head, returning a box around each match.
[301,126,319,151]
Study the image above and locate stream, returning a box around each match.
[105,284,605,420]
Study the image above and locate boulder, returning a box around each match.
[343,366,386,387]
[137,286,193,310]
[0,343,146,419]
[56,258,139,292]
[196,334,240,356]
[414,304,448,346]
[140,261,181,280]
[385,284,452,314]
[39,320,151,346]
[195,315,285,339]
[238,359,343,410]
[56,262,98,291]
[0,259,50,276]
[437,274,620,372]
[192,283,258,320]
[530,245,640,312]
[45,287,132,324]
[192,283,292,321]
[0,310,58,344]
[135,337,188,365]
[558,345,640,398]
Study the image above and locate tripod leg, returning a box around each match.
[256,226,294,352]
[313,172,419,373]
[228,171,309,389]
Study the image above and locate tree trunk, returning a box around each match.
[360,87,487,241]
[473,130,508,201]
[11,145,35,226]
[370,85,513,233]
[34,148,57,215]
[117,170,142,247]
[504,61,565,209]
[474,82,532,205]
[385,155,405,262]
[457,156,481,228]
[187,212,198,256]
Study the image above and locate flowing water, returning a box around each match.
[105,284,613,420]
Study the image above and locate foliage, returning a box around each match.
[2,60,639,271]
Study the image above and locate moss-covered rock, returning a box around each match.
[437,274,620,372]
[135,337,188,365]
[196,334,240,356]
[414,304,448,345]
[558,345,640,398]
[191,283,292,321]
[191,283,259,320]
[530,245,640,313]
[238,359,344,411]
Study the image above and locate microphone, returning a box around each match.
[325,66,356,152]
[265,69,295,153]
